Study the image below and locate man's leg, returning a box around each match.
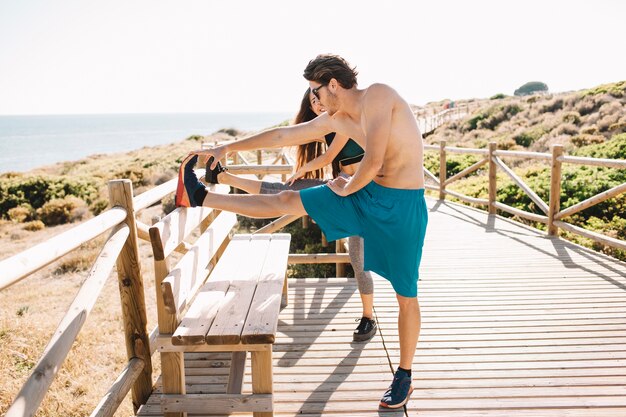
[380,293,420,408]
[178,154,306,218]
[201,189,306,218]
[396,294,420,369]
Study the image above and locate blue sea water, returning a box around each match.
[0,112,292,173]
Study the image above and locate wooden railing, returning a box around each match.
[414,105,471,134]
[426,141,626,251]
[0,162,350,417]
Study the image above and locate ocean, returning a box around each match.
[0,112,292,174]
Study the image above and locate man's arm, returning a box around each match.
[197,114,333,168]
[329,85,392,196]
[286,133,349,184]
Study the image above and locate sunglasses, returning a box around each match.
[311,83,327,100]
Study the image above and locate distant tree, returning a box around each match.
[514,81,549,96]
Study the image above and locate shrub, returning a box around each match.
[581,81,626,98]
[90,198,109,216]
[37,196,88,226]
[8,204,33,223]
[185,135,205,141]
[161,194,176,216]
[471,104,522,131]
[23,220,45,231]
[541,98,564,113]
[0,174,99,218]
[514,126,548,147]
[573,133,626,159]
[490,93,506,100]
[571,134,605,147]
[581,125,599,135]
[562,112,581,125]
[576,96,606,116]
[556,123,579,136]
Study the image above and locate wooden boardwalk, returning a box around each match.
[138,198,626,417]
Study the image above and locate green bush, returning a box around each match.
[573,133,626,159]
[490,93,506,100]
[514,81,548,96]
[0,174,99,219]
[581,81,626,98]
[36,196,89,226]
[514,126,548,147]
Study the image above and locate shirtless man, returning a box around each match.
[177,54,427,409]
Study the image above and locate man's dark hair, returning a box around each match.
[303,54,358,89]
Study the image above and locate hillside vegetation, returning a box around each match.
[422,80,626,260]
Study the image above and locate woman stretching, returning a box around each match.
[207,89,376,342]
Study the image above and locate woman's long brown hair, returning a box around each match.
[294,89,326,180]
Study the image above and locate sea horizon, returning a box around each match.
[0,112,292,174]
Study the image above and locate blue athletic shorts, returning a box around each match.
[300,181,428,297]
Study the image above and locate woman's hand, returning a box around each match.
[285,168,306,185]
[189,145,228,169]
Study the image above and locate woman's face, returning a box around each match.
[309,92,325,116]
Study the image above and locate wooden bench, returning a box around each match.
[149,184,291,417]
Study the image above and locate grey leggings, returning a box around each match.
[260,179,374,295]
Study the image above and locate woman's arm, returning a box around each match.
[286,133,350,184]
[196,114,333,168]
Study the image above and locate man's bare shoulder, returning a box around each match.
[363,83,398,111]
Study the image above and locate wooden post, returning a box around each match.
[321,232,328,248]
[488,142,497,214]
[439,141,446,199]
[257,150,263,179]
[548,145,564,236]
[335,239,345,277]
[251,348,274,417]
[302,215,309,229]
[107,180,152,412]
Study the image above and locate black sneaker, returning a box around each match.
[379,368,413,409]
[353,316,377,342]
[205,156,227,184]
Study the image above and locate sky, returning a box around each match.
[0,0,624,115]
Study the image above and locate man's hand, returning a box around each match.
[189,145,228,169]
[327,176,351,197]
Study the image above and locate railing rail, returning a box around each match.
[427,141,626,251]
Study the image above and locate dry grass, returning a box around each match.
[0,205,162,417]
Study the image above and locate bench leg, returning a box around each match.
[227,351,247,394]
[281,275,288,309]
[252,348,274,417]
[161,351,186,417]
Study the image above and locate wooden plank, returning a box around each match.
[161,211,237,315]
[226,351,247,394]
[242,234,291,344]
[5,225,130,417]
[90,358,145,417]
[171,235,255,345]
[0,206,126,291]
[161,393,273,413]
[494,155,549,214]
[205,235,272,345]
